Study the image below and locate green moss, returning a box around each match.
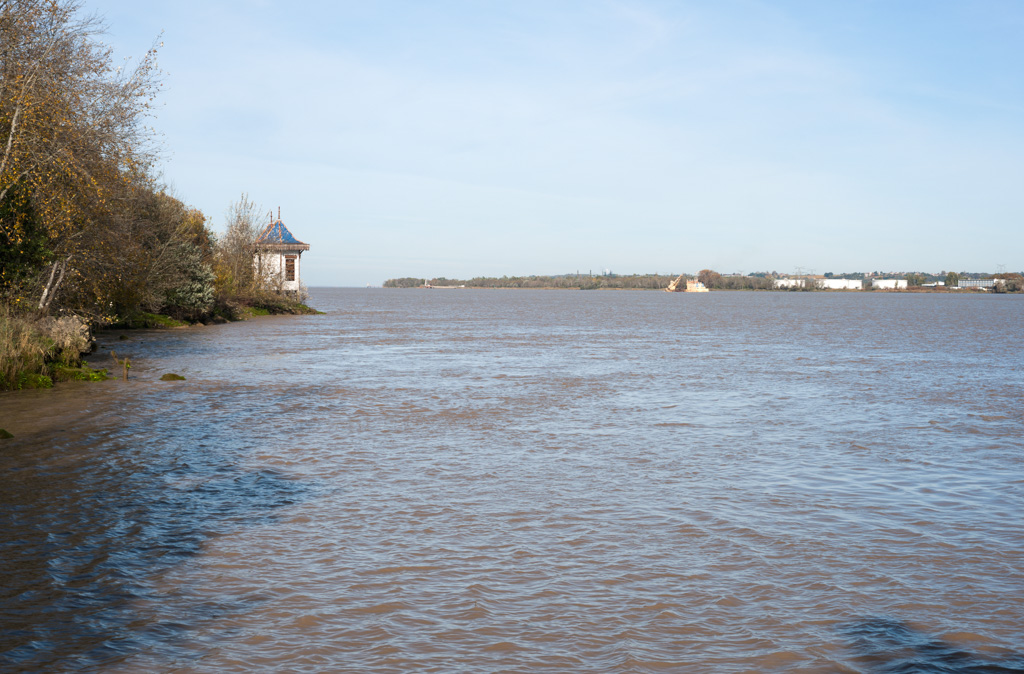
[140,312,188,328]
[243,297,320,316]
[0,428,12,439]
[53,365,109,382]
[159,373,186,381]
[111,312,188,329]
[19,373,53,389]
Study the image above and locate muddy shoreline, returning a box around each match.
[0,311,314,439]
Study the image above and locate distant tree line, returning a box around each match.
[693,270,779,290]
[385,274,681,290]
[383,278,427,288]
[384,271,787,291]
[385,269,1024,294]
[993,273,1024,293]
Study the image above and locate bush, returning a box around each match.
[0,308,51,390]
[35,315,92,366]
[245,296,317,315]
[52,365,108,382]
[1,308,103,389]
[164,243,215,321]
[18,373,53,389]
[110,312,188,329]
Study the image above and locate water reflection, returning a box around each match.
[841,617,1024,673]
[0,426,312,670]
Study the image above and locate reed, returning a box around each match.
[0,307,53,390]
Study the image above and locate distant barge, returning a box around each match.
[665,275,709,292]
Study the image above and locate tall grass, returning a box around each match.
[0,307,53,390]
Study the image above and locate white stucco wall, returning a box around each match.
[820,279,863,290]
[255,250,302,291]
[872,279,907,289]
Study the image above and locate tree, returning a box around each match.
[164,243,214,320]
[993,273,1023,293]
[697,269,721,288]
[0,179,48,292]
[52,187,213,321]
[383,277,425,288]
[945,271,960,288]
[1,0,164,314]
[215,193,264,298]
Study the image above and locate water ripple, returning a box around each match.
[1,289,1023,672]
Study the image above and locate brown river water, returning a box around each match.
[1,288,1023,672]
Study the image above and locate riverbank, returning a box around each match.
[0,298,319,392]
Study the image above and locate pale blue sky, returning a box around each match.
[89,0,1023,285]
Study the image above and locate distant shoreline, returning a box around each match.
[383,273,1021,293]
[380,285,997,293]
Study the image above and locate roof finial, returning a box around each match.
[278,206,281,221]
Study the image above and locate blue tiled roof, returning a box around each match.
[256,220,306,246]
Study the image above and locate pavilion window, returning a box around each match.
[285,255,296,281]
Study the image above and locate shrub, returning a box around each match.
[53,365,109,382]
[164,243,215,321]
[19,373,53,389]
[35,315,92,366]
[0,308,51,390]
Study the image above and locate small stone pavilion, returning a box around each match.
[254,209,310,293]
